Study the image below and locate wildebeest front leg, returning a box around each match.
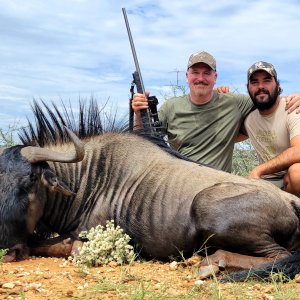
[30,236,74,258]
[201,249,282,270]
[198,249,289,279]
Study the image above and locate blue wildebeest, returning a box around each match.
[1,100,300,280]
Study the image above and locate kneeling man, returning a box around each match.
[245,61,300,196]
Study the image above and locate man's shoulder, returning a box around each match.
[217,92,252,111]
[279,96,297,118]
[245,108,259,120]
[218,92,248,101]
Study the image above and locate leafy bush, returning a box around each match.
[232,140,259,176]
[0,123,21,147]
[70,220,135,268]
[0,249,8,271]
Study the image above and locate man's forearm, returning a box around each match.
[253,146,300,176]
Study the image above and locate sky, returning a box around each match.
[1,0,300,135]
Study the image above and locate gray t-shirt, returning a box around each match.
[158,91,253,172]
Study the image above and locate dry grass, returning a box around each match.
[1,257,300,299]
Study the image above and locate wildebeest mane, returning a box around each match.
[18,99,194,163]
[19,99,129,147]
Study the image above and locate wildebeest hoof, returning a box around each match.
[218,259,226,270]
[4,244,30,262]
[3,252,16,262]
[198,264,220,279]
[71,240,83,256]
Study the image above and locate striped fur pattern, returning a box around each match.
[18,100,192,243]
[2,99,300,276]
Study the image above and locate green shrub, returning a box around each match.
[0,123,21,147]
[232,140,259,176]
[70,220,135,267]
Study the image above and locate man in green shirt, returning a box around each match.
[132,51,298,172]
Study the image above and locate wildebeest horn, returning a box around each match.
[20,127,85,163]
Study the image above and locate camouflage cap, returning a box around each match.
[247,61,277,81]
[187,51,216,71]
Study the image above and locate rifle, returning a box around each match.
[122,8,162,134]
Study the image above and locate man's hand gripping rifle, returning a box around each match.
[122,8,163,135]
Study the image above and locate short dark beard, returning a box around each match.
[247,85,280,111]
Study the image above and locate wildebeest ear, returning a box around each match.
[41,169,76,196]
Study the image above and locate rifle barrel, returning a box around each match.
[122,8,146,95]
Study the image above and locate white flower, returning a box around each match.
[70,220,135,267]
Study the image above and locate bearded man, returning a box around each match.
[244,61,300,196]
[132,52,300,174]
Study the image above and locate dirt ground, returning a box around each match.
[1,256,300,300]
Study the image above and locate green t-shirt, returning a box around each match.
[158,91,253,172]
